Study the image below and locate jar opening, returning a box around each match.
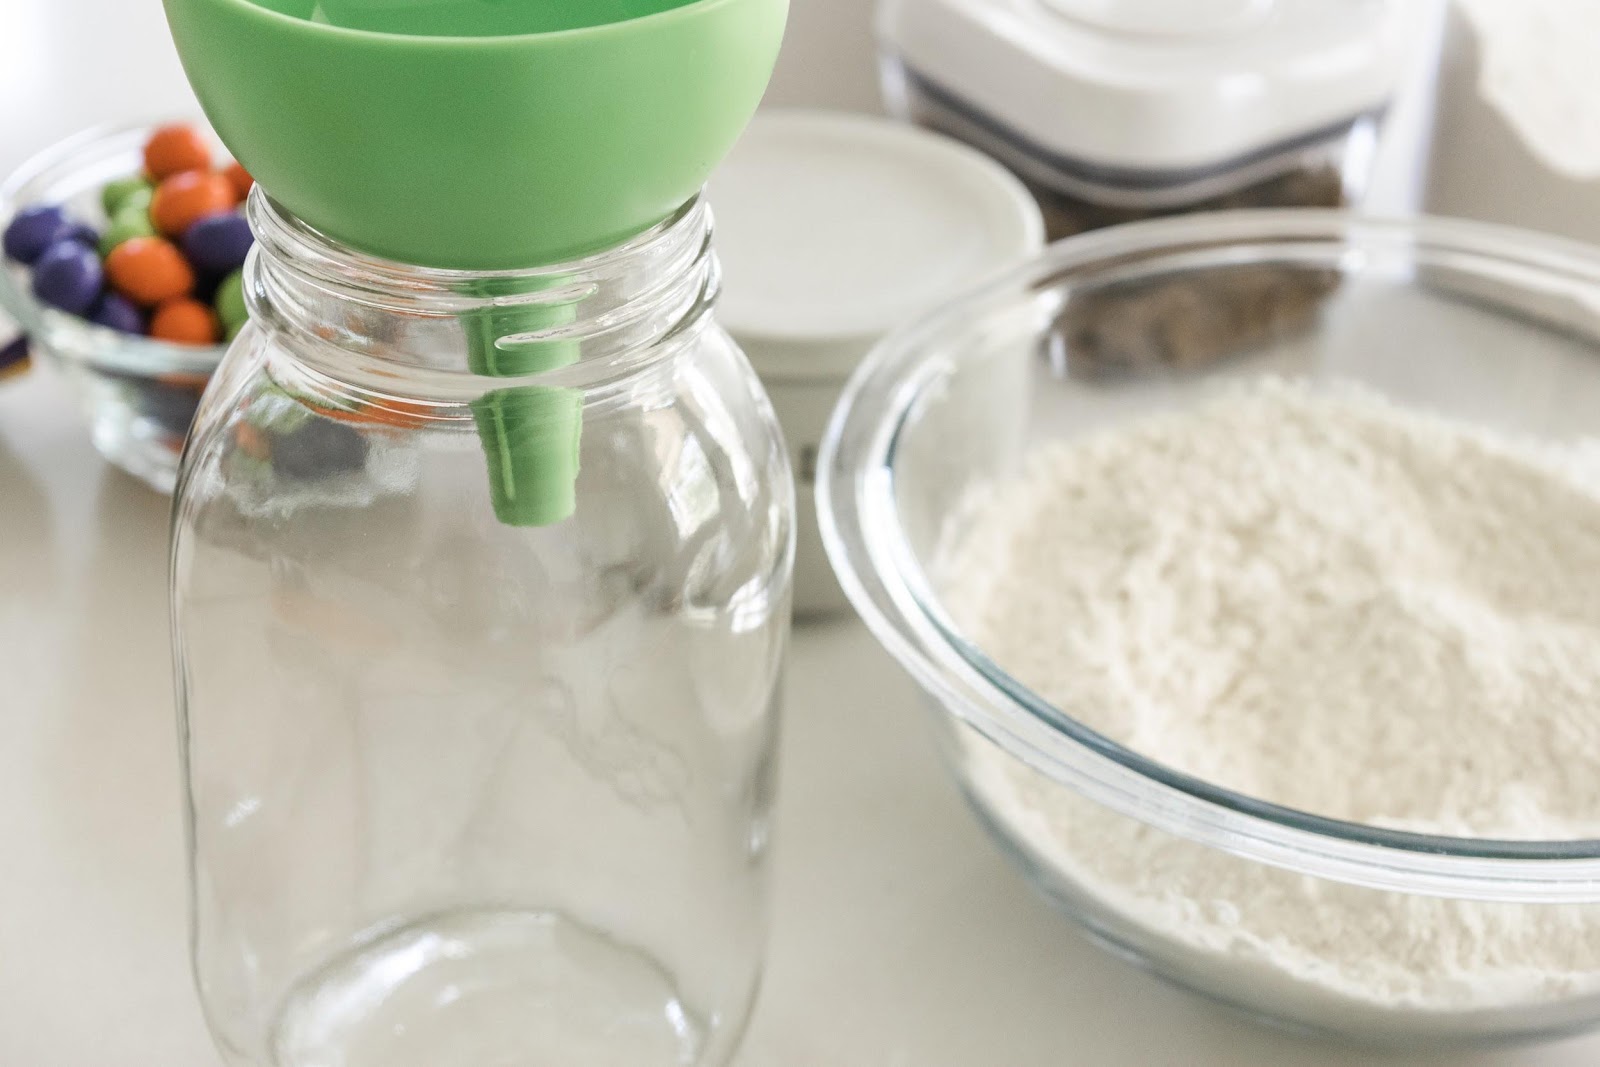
[245,187,718,384]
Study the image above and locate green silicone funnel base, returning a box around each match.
[472,386,582,527]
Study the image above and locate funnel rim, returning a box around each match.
[196,0,757,46]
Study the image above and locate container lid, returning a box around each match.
[880,0,1414,172]
[709,110,1044,380]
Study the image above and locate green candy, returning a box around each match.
[120,186,154,217]
[99,202,156,257]
[226,319,246,343]
[215,270,247,330]
[100,176,153,218]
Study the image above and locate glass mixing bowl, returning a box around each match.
[0,124,229,492]
[819,210,1600,1045]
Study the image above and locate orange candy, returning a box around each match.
[150,298,221,345]
[223,161,254,204]
[105,237,195,306]
[151,171,238,238]
[306,396,437,430]
[234,421,271,461]
[143,124,213,181]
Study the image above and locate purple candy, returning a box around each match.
[59,221,100,248]
[192,270,223,306]
[3,205,69,264]
[90,292,144,335]
[181,212,254,274]
[31,241,104,314]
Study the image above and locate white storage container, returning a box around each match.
[879,0,1417,241]
[710,111,1043,617]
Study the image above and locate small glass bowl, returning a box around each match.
[819,210,1600,1045]
[0,124,229,493]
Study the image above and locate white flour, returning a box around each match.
[939,378,1600,1020]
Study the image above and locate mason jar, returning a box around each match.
[170,189,794,1067]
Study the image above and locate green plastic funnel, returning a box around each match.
[164,0,785,526]
[162,0,787,269]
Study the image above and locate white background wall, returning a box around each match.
[765,0,883,112]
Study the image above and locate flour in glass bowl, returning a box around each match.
[937,378,1600,1024]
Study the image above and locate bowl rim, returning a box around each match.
[0,122,229,377]
[818,207,1600,903]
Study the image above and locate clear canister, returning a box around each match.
[879,0,1418,375]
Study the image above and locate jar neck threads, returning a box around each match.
[244,191,717,526]
[245,189,718,386]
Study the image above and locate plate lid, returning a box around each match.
[710,110,1043,380]
[880,0,1415,172]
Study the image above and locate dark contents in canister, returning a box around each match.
[1031,165,1346,243]
[1036,169,1345,379]
[895,76,1349,377]
[1047,262,1341,380]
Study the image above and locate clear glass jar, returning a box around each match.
[170,191,794,1067]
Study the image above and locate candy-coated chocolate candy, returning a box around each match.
[222,161,254,203]
[214,269,248,330]
[157,371,210,390]
[272,417,369,480]
[182,212,254,274]
[3,205,69,264]
[119,186,154,217]
[32,241,104,313]
[150,297,221,345]
[233,421,270,460]
[0,334,28,379]
[106,237,195,306]
[101,176,153,217]
[140,380,204,438]
[59,222,99,248]
[192,270,221,306]
[143,124,212,181]
[99,204,158,257]
[89,292,146,335]
[151,172,236,238]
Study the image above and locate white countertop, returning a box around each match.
[3,1,1600,1064]
[8,369,1600,1067]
